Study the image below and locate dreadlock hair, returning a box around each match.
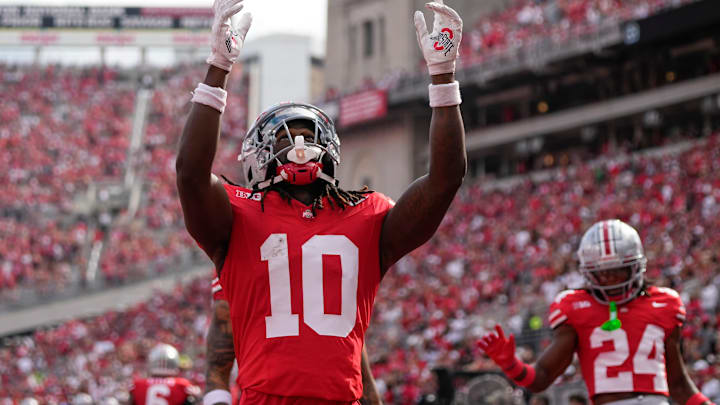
[220,175,372,216]
[264,182,372,216]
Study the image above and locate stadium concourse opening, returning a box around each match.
[2,0,720,404]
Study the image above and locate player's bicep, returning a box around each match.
[176,174,233,268]
[380,175,454,272]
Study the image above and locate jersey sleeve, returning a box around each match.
[654,286,686,328]
[548,290,581,329]
[369,191,395,217]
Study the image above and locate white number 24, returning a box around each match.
[261,234,359,339]
[591,324,667,393]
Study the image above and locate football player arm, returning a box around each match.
[379,2,466,272]
[379,72,465,272]
[176,0,251,272]
[176,67,234,270]
[204,299,235,404]
[361,346,383,405]
[525,324,578,392]
[666,327,714,405]
[478,324,577,392]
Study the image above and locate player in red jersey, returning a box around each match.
[478,219,715,405]
[203,278,383,405]
[176,0,465,402]
[129,344,201,405]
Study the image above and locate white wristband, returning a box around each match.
[428,81,461,108]
[191,83,228,113]
[203,389,232,405]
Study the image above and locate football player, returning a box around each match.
[129,344,201,405]
[478,219,715,405]
[203,278,383,405]
[176,0,466,402]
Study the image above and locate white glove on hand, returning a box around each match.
[207,0,252,72]
[414,0,463,76]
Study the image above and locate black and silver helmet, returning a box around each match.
[238,102,340,189]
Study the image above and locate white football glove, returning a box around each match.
[414,0,463,76]
[206,0,252,72]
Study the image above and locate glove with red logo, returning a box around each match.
[207,0,252,72]
[413,0,463,76]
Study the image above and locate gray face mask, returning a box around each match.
[239,103,340,190]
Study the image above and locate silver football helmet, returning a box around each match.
[577,219,647,305]
[148,343,180,376]
[238,102,340,190]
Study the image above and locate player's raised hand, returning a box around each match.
[413,0,463,76]
[477,325,518,369]
[207,0,252,72]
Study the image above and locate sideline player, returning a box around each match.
[478,219,715,405]
[176,0,466,402]
[129,344,201,405]
[203,278,384,405]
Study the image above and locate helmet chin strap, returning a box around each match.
[255,136,339,191]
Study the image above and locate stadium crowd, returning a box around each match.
[2,132,719,404]
[0,0,716,402]
[0,64,248,301]
[459,0,697,68]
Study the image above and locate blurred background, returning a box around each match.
[1,0,719,404]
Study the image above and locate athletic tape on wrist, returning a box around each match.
[191,83,228,113]
[686,393,713,405]
[502,357,525,379]
[429,81,461,108]
[513,364,536,387]
[203,389,232,405]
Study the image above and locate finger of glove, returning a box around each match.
[413,11,429,45]
[495,324,506,341]
[425,2,462,25]
[232,12,253,39]
[221,1,244,23]
[508,334,516,351]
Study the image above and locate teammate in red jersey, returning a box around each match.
[478,219,715,405]
[129,344,201,405]
[203,277,383,405]
[176,0,465,402]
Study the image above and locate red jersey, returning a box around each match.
[130,377,200,405]
[217,185,393,402]
[548,286,686,398]
[212,274,226,301]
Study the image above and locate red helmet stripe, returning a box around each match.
[602,221,612,256]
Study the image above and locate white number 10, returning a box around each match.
[260,234,359,338]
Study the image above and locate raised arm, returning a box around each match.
[478,324,578,392]
[666,327,715,405]
[204,299,236,405]
[380,0,466,272]
[175,0,251,271]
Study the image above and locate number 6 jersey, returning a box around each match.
[217,185,394,402]
[548,286,686,398]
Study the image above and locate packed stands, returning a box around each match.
[460,0,697,69]
[2,132,719,404]
[0,64,247,303]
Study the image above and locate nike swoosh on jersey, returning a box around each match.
[651,302,667,308]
